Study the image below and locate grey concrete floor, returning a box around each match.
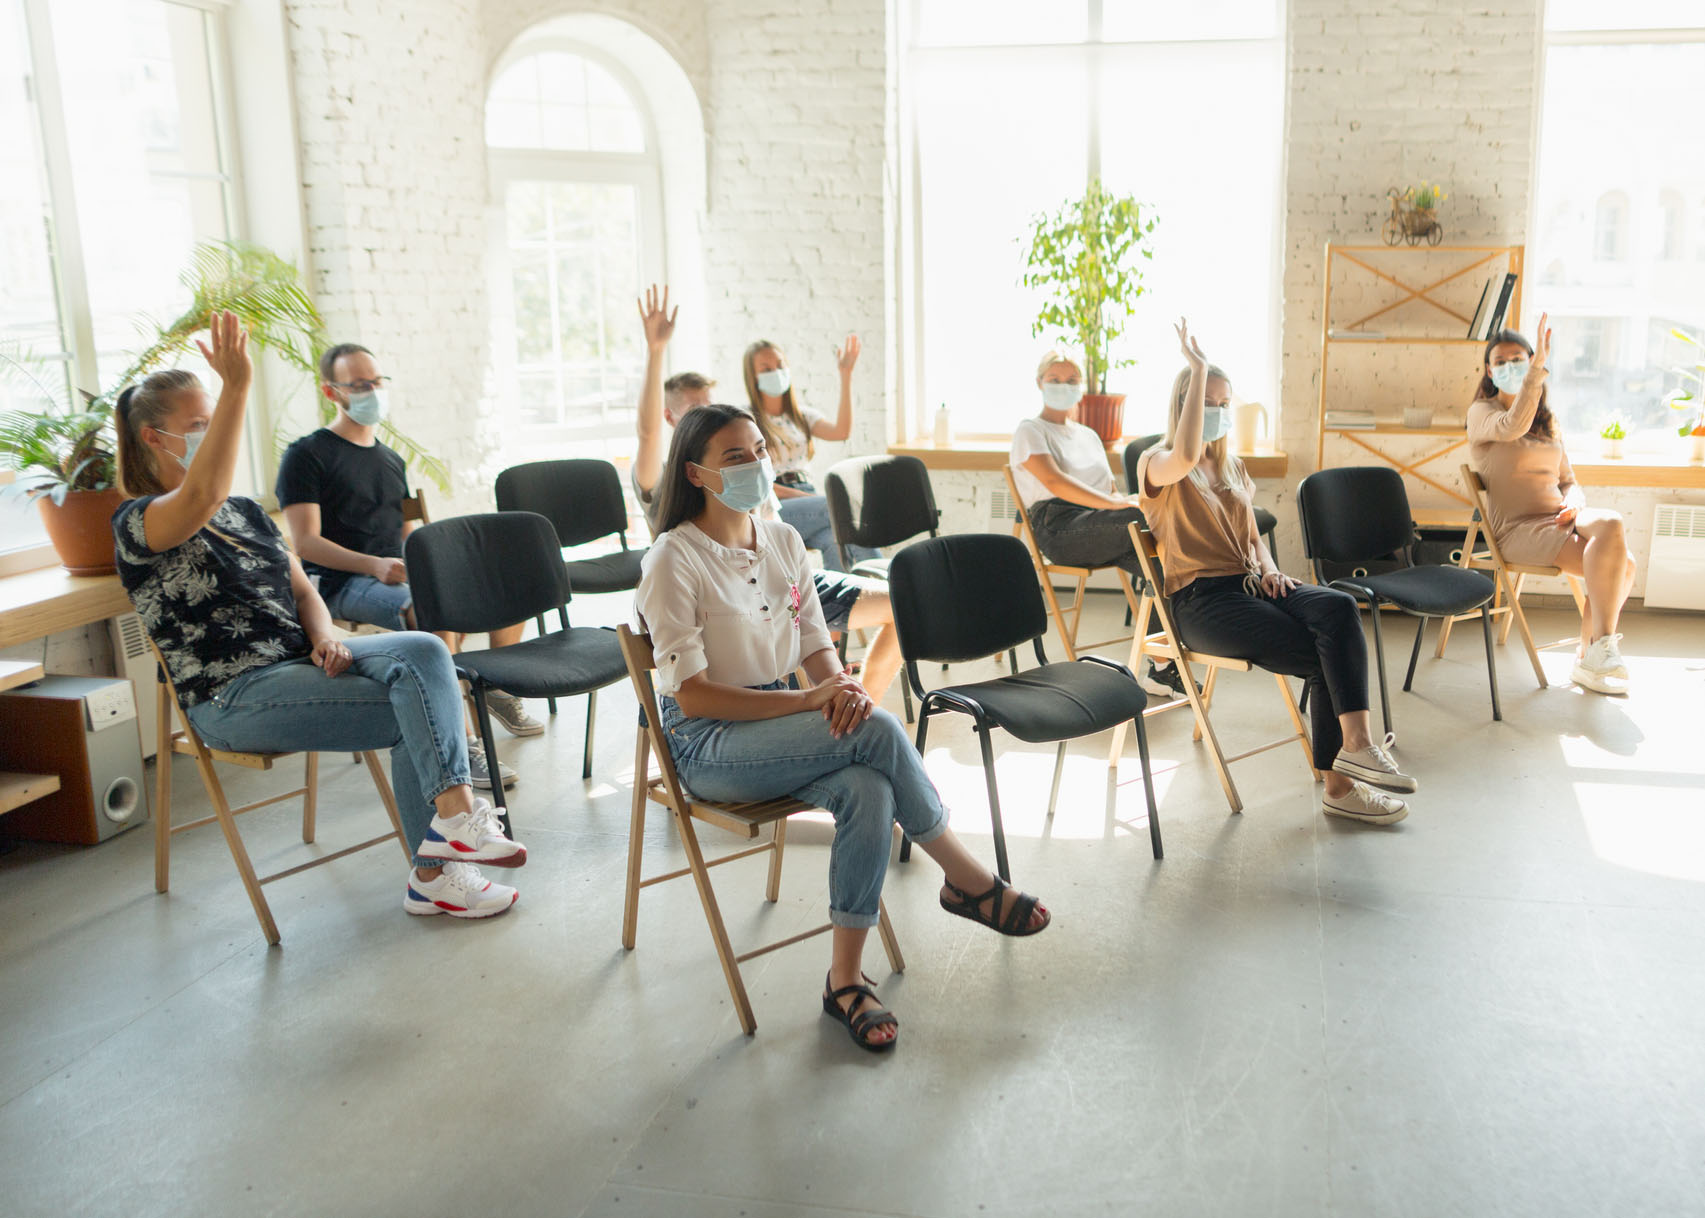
[3,594,1703,1218]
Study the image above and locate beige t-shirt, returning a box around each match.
[1009,416,1114,506]
[1136,448,1262,597]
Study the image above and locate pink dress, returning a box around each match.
[1466,397,1581,566]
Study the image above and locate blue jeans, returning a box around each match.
[185,632,470,869]
[322,575,412,631]
[777,493,882,573]
[659,689,949,929]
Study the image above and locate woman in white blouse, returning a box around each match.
[635,404,1050,1052]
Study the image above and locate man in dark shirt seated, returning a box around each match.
[277,343,534,789]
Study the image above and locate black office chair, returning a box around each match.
[405,512,628,822]
[1295,466,1500,738]
[1121,433,1278,562]
[495,459,645,596]
[888,533,1163,878]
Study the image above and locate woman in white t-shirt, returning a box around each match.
[635,403,1050,1052]
[741,337,879,572]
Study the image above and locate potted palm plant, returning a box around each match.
[1020,178,1159,444]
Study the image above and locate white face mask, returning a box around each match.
[756,368,790,397]
[1040,382,1084,412]
[1490,360,1528,395]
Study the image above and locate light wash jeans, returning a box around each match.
[659,685,949,929]
[322,574,412,631]
[777,493,882,574]
[185,632,470,869]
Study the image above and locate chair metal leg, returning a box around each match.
[1131,713,1163,860]
[1008,649,1019,676]
[1046,741,1067,818]
[582,689,597,779]
[977,725,1011,882]
[1480,604,1502,721]
[1366,601,1394,739]
[901,678,914,725]
[1401,615,1426,692]
[900,711,931,864]
[471,686,510,833]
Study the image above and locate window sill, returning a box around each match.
[889,438,1290,480]
[1572,455,1705,489]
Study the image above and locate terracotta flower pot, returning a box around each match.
[38,488,127,575]
[1076,393,1126,446]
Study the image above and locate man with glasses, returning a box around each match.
[277,343,536,790]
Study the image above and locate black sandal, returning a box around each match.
[940,876,1050,936]
[822,972,898,1052]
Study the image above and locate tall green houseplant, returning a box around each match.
[1020,178,1159,395]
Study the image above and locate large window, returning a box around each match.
[486,45,662,462]
[901,0,1285,442]
[1531,8,1705,447]
[1,0,236,564]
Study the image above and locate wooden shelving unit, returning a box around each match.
[1316,243,1524,522]
[0,660,60,819]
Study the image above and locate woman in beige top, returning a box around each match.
[1139,321,1416,826]
[1467,316,1635,694]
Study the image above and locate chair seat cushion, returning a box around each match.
[564,549,646,594]
[930,661,1147,744]
[456,628,628,697]
[1333,567,1494,616]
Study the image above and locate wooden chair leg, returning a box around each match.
[622,730,650,951]
[154,681,174,894]
[1038,572,1079,661]
[1498,572,1524,645]
[302,752,319,843]
[674,803,758,1035]
[1193,665,1221,742]
[1504,572,1549,688]
[1180,661,1242,813]
[1062,577,1087,653]
[876,896,905,973]
[1275,674,1319,779]
[361,750,412,865]
[765,816,787,903]
[195,751,280,946]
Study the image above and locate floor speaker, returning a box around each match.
[0,675,149,844]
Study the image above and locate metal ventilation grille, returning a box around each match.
[1655,504,1705,541]
[988,487,1015,525]
[115,611,148,661]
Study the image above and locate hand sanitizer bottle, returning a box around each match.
[933,403,953,447]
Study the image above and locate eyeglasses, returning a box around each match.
[329,377,391,392]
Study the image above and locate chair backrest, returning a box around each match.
[494,459,629,549]
[401,487,430,525]
[1127,524,1188,659]
[405,511,572,635]
[616,625,692,806]
[1295,466,1415,573]
[823,454,940,550]
[888,532,1047,664]
[146,637,275,768]
[1121,433,1165,494]
[1458,463,1515,571]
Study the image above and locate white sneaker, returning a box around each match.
[1572,636,1629,695]
[1323,780,1409,825]
[418,797,526,867]
[404,861,518,918]
[1332,733,1417,793]
[483,690,545,738]
[467,740,518,790]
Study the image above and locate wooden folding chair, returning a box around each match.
[1434,465,1586,688]
[1111,524,1319,813]
[617,626,904,1036]
[150,641,410,945]
[1003,465,1142,661]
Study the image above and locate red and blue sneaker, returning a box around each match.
[417,798,527,867]
[405,861,518,918]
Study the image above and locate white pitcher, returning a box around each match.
[1232,401,1269,453]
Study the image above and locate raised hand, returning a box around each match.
[637,284,678,352]
[1529,311,1552,378]
[194,310,252,391]
[835,333,861,377]
[1174,317,1207,368]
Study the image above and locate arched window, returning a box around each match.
[1658,188,1684,261]
[1594,191,1629,261]
[486,45,662,455]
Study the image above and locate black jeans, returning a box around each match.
[1168,575,1369,770]
[1027,500,1146,581]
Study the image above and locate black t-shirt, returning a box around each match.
[275,428,408,597]
[113,496,311,708]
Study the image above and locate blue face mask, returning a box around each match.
[1040,382,1084,412]
[756,368,790,397]
[346,388,388,426]
[157,428,204,470]
[1201,405,1231,442]
[1490,360,1528,395]
[696,456,775,514]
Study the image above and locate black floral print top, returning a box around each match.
[113,496,310,707]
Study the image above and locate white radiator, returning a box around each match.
[108,612,176,759]
[988,485,1016,528]
[1645,504,1705,611]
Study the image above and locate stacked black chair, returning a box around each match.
[495,459,645,596]
[888,532,1163,878]
[405,512,628,823]
[1295,466,1501,738]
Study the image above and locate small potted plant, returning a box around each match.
[0,364,123,574]
[1598,414,1627,460]
[1665,327,1705,462]
[1020,178,1159,444]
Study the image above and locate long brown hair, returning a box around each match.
[742,339,812,462]
[654,404,758,534]
[1479,328,1556,441]
[114,369,201,498]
